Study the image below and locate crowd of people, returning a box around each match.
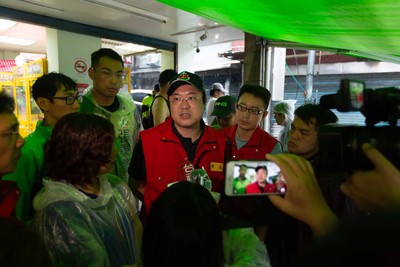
[0,47,399,267]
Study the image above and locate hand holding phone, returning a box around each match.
[266,153,337,235]
[225,160,286,196]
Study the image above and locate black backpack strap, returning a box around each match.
[224,135,233,162]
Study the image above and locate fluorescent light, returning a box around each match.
[81,0,168,23]
[116,43,155,53]
[0,36,36,46]
[0,19,17,30]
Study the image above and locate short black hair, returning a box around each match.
[239,164,248,169]
[238,84,271,110]
[91,48,124,68]
[143,181,224,267]
[32,72,77,100]
[255,165,267,173]
[158,69,177,85]
[294,104,338,129]
[0,91,14,114]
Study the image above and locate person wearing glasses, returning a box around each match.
[3,72,79,221]
[222,84,282,160]
[0,92,25,218]
[220,85,281,245]
[80,48,142,183]
[128,71,226,222]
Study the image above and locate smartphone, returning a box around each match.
[225,160,286,196]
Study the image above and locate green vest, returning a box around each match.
[80,88,142,182]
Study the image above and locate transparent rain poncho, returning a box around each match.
[33,174,142,267]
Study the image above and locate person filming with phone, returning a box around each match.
[265,143,400,266]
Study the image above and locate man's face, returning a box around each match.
[256,168,267,183]
[41,86,80,126]
[89,56,124,98]
[217,113,236,128]
[0,113,25,175]
[239,166,247,177]
[274,112,285,126]
[216,90,225,98]
[169,84,205,130]
[236,92,267,133]
[288,116,319,159]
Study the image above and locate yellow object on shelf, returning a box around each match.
[11,58,47,138]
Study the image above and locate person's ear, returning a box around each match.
[88,67,95,80]
[99,163,113,175]
[262,110,268,119]
[36,97,50,112]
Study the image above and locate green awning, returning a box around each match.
[158,0,400,62]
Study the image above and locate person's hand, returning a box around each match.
[340,143,400,211]
[266,153,337,236]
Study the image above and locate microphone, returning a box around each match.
[189,168,220,203]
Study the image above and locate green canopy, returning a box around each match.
[158,0,400,62]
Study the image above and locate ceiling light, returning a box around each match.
[0,19,17,30]
[0,36,35,46]
[81,0,168,23]
[116,43,155,53]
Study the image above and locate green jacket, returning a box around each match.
[3,120,52,222]
[80,88,142,182]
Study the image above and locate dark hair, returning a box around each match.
[153,83,160,93]
[210,88,221,97]
[32,72,77,101]
[143,181,224,267]
[91,48,124,68]
[0,218,52,267]
[158,69,177,85]
[0,91,14,114]
[294,104,338,129]
[238,84,271,110]
[239,164,248,169]
[255,165,267,173]
[46,113,115,185]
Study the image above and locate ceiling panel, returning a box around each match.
[0,0,244,55]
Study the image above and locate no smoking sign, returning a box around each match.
[74,59,87,73]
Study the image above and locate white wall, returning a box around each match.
[47,29,101,92]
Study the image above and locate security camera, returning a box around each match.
[196,47,200,53]
[199,33,208,41]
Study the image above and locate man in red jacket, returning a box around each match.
[221,84,282,160]
[0,92,25,218]
[129,71,226,221]
[245,165,268,194]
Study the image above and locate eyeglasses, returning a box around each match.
[49,95,83,105]
[236,104,264,115]
[94,68,126,81]
[169,95,202,103]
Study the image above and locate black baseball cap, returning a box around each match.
[167,71,206,96]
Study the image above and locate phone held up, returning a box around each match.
[225,160,286,196]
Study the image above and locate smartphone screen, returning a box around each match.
[225,160,286,196]
[349,80,364,110]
